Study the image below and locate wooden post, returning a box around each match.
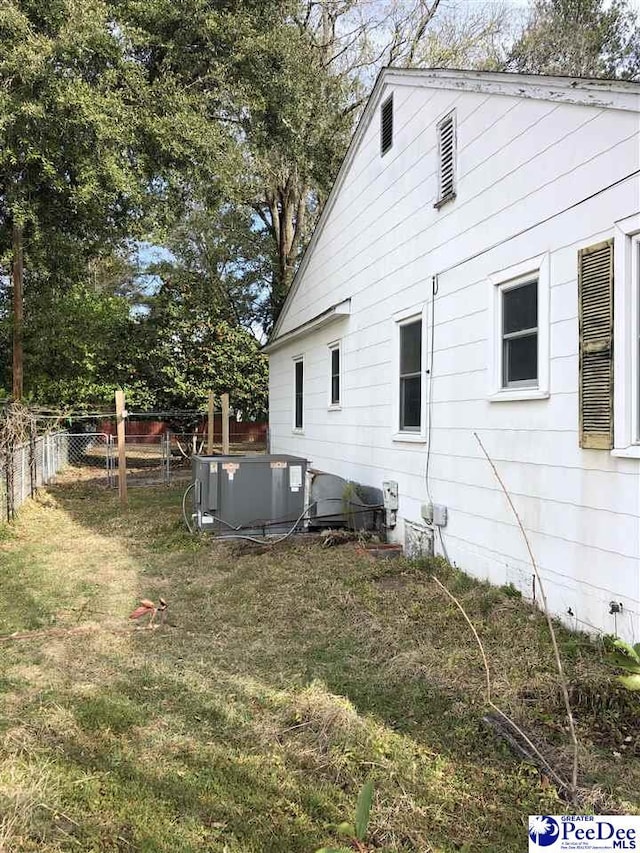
[207,391,214,455]
[221,393,230,455]
[115,388,128,506]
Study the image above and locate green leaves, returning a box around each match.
[354,779,374,841]
[508,0,640,79]
[605,637,640,691]
[315,780,375,852]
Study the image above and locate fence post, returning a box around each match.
[207,391,215,455]
[115,389,128,506]
[221,393,230,455]
[29,428,36,497]
[20,443,26,502]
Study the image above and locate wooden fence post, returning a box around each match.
[115,388,128,506]
[221,393,230,455]
[207,391,215,455]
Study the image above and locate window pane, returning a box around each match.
[400,321,421,375]
[504,334,537,384]
[331,375,340,405]
[503,281,537,334]
[331,347,339,377]
[295,360,303,428]
[400,375,421,430]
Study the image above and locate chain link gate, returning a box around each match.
[54,433,115,486]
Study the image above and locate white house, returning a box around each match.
[264,68,640,641]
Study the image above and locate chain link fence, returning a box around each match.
[0,431,68,522]
[0,417,269,521]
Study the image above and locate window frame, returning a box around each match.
[328,340,342,410]
[613,214,640,457]
[292,355,304,432]
[393,306,428,443]
[380,93,393,156]
[434,109,457,209]
[501,279,539,390]
[488,255,550,402]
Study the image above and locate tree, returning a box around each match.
[0,248,151,408]
[159,204,274,334]
[137,268,268,419]
[0,0,225,399]
[508,0,640,79]
[187,0,512,331]
[234,1,446,329]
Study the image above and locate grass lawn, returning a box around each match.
[0,481,638,852]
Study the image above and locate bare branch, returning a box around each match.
[431,574,571,793]
[474,431,579,797]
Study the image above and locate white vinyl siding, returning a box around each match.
[269,79,640,641]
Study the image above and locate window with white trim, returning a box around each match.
[613,216,640,455]
[293,357,304,430]
[329,342,341,408]
[635,237,640,439]
[489,255,550,402]
[399,319,422,432]
[501,279,538,388]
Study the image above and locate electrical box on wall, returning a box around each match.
[382,480,398,528]
[421,502,448,527]
[433,504,448,527]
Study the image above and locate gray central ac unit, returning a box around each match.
[191,454,308,535]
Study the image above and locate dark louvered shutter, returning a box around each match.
[578,239,614,449]
[436,113,456,206]
[381,95,393,155]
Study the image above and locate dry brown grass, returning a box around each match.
[0,482,638,852]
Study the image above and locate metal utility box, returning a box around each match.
[191,454,307,535]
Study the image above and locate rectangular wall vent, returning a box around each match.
[381,94,393,155]
[436,112,456,206]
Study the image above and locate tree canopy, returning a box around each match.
[1,0,638,417]
[508,0,640,79]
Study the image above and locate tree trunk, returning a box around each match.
[11,222,24,401]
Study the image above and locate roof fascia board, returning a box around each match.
[385,68,640,112]
[263,299,351,354]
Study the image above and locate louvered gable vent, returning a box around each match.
[436,112,456,206]
[380,95,393,155]
[578,240,614,449]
